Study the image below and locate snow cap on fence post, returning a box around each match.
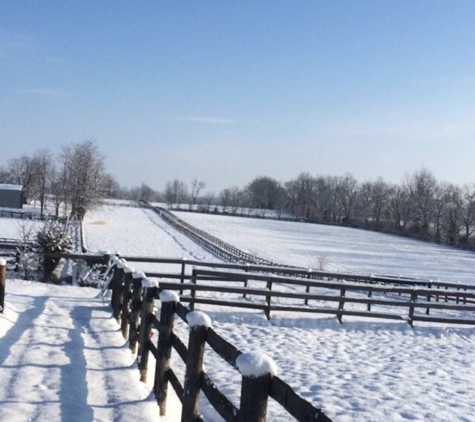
[124,266,135,274]
[186,311,212,329]
[116,259,127,269]
[142,278,159,289]
[0,258,6,266]
[237,352,277,422]
[132,271,145,279]
[236,352,279,377]
[159,290,180,303]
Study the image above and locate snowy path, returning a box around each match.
[83,205,220,273]
[0,280,163,422]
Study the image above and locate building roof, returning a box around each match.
[0,184,23,191]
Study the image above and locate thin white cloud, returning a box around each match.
[0,27,36,57]
[16,88,75,98]
[175,116,237,125]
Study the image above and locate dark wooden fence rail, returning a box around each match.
[140,200,286,266]
[156,268,475,326]
[0,258,6,313]
[0,209,67,222]
[44,252,475,308]
[106,260,333,422]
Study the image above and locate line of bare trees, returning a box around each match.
[148,170,475,251]
[6,146,466,251]
[0,140,116,219]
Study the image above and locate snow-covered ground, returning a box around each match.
[3,204,475,422]
[167,300,475,422]
[173,211,475,284]
[0,279,176,422]
[0,218,43,240]
[83,205,220,272]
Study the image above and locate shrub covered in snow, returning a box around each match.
[36,221,73,281]
[16,249,39,281]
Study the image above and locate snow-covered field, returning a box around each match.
[2,204,475,422]
[174,211,475,284]
[0,218,43,240]
[168,301,475,422]
[83,205,220,273]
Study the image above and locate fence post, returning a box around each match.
[337,288,346,324]
[112,265,125,323]
[367,290,372,311]
[180,258,186,286]
[182,311,212,422]
[408,290,416,327]
[102,252,111,267]
[426,284,432,315]
[236,352,278,422]
[121,269,134,339]
[0,258,6,313]
[304,269,312,306]
[264,281,272,320]
[129,276,143,354]
[243,263,250,299]
[190,269,197,311]
[138,282,157,382]
[154,291,180,416]
[14,251,20,272]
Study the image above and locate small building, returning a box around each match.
[0,184,23,209]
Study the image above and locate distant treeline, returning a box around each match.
[3,146,474,250]
[120,170,475,251]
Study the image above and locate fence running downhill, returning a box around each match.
[141,201,286,266]
[105,257,333,422]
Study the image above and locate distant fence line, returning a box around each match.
[0,209,67,223]
[140,201,300,267]
[165,204,299,221]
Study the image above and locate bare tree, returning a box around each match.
[387,184,410,231]
[246,176,282,214]
[62,140,110,219]
[32,149,53,216]
[444,184,463,245]
[202,191,215,212]
[219,188,232,213]
[164,179,188,209]
[460,184,475,244]
[407,168,437,236]
[7,155,36,204]
[229,186,241,214]
[340,173,358,224]
[139,183,156,202]
[371,178,389,229]
[190,179,206,208]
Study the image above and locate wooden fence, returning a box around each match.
[0,258,6,312]
[106,260,333,422]
[0,209,66,222]
[156,268,475,326]
[140,201,285,266]
[39,251,475,327]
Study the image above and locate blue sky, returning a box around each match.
[1,1,475,191]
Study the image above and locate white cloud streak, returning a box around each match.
[16,88,75,98]
[174,116,237,125]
